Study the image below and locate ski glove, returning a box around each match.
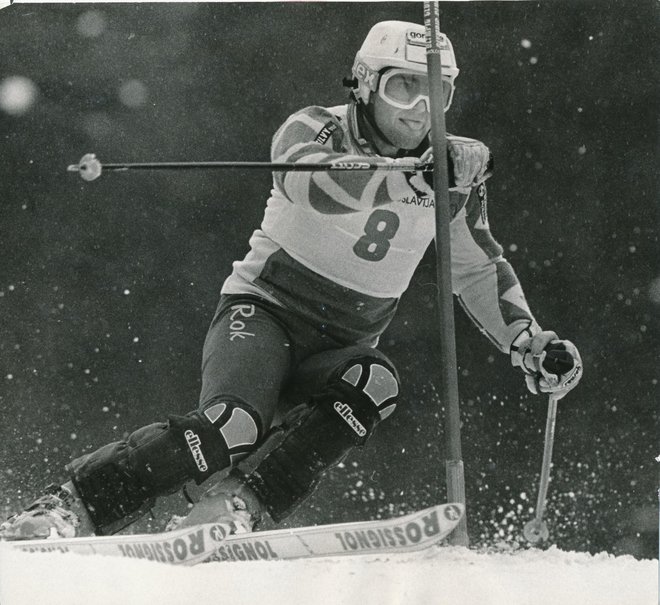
[511,330,583,399]
[418,136,493,190]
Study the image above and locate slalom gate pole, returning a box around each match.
[424,1,469,547]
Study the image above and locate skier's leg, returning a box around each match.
[197,297,292,430]
[66,407,262,536]
[183,345,400,527]
[2,297,292,539]
[68,297,291,535]
[246,345,400,521]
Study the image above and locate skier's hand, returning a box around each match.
[511,330,583,399]
[447,135,492,188]
[391,156,435,197]
[417,137,493,190]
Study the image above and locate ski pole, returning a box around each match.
[66,153,428,182]
[523,393,559,543]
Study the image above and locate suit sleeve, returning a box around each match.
[450,183,541,353]
[271,106,415,214]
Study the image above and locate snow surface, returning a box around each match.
[0,543,656,605]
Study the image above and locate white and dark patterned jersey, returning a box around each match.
[222,103,538,350]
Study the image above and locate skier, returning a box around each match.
[2,20,582,541]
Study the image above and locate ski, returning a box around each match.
[1,503,463,566]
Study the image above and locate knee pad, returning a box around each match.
[69,400,262,535]
[243,355,399,522]
[330,354,400,435]
[201,399,262,465]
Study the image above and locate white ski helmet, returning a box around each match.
[351,21,459,111]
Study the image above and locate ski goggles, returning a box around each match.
[377,68,454,111]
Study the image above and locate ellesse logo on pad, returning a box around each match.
[333,402,367,437]
[184,430,209,473]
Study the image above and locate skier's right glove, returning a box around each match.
[511,329,583,400]
[417,137,494,190]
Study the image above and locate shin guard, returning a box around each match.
[244,357,399,522]
[69,401,261,535]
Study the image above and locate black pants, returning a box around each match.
[199,294,388,427]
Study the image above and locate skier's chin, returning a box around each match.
[395,134,428,152]
[390,125,429,151]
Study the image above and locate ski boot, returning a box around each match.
[166,472,264,535]
[0,484,80,540]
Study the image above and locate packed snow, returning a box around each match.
[0,540,655,605]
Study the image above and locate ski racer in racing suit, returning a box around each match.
[1,20,582,540]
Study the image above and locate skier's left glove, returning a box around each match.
[419,136,493,190]
[511,330,583,399]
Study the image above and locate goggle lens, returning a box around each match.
[382,71,428,103]
[379,69,453,111]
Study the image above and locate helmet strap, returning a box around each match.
[342,76,358,89]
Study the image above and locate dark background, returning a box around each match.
[0,2,657,559]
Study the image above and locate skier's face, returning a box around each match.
[369,69,455,152]
[372,92,431,150]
